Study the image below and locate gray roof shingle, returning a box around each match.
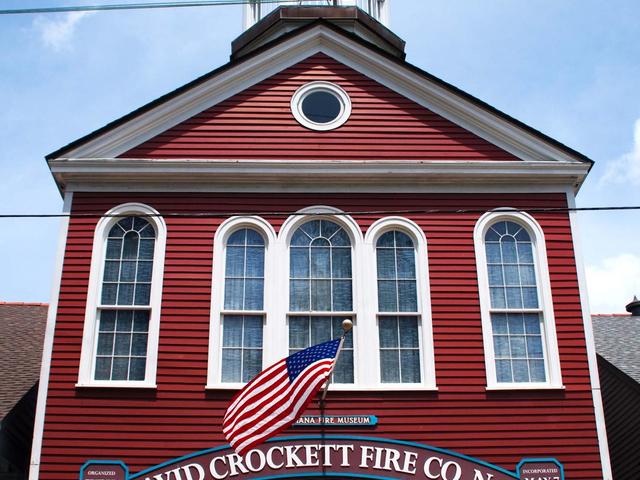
[592,314,640,383]
[0,302,48,419]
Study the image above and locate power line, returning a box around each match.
[0,0,301,15]
[1,205,638,219]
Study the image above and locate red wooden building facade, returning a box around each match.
[32,6,611,480]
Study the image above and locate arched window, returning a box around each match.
[475,212,562,389]
[365,217,436,389]
[288,219,354,384]
[376,231,420,383]
[221,228,265,383]
[207,216,276,388]
[78,203,166,387]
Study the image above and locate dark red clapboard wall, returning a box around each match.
[120,53,519,161]
[39,192,603,479]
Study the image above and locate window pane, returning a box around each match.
[505,287,523,308]
[333,351,354,383]
[97,333,114,355]
[501,238,518,263]
[332,280,352,311]
[134,284,151,305]
[222,317,242,347]
[522,288,539,308]
[244,279,264,310]
[529,360,546,382]
[243,349,262,382]
[104,261,120,282]
[139,239,154,260]
[489,287,506,308]
[493,336,510,357]
[243,316,263,348]
[106,239,122,259]
[394,231,414,248]
[114,333,132,355]
[311,280,331,311]
[507,314,525,334]
[518,242,534,262]
[396,249,416,279]
[496,360,512,382]
[101,284,117,305]
[503,265,519,285]
[510,336,526,357]
[310,246,331,278]
[289,316,309,349]
[378,280,397,312]
[222,315,263,384]
[332,248,351,278]
[137,261,153,282]
[491,313,508,334]
[512,360,530,382]
[398,281,418,312]
[310,316,332,344]
[399,316,419,347]
[131,334,148,356]
[527,336,544,357]
[488,265,503,286]
[245,229,264,246]
[115,310,133,331]
[245,247,264,277]
[227,229,245,245]
[291,248,309,277]
[400,350,421,383]
[290,280,310,311]
[225,246,245,277]
[129,358,146,380]
[376,249,396,279]
[122,231,139,259]
[485,243,501,263]
[520,265,536,285]
[95,358,112,380]
[221,349,241,383]
[524,314,541,334]
[224,279,243,310]
[112,358,129,380]
[379,317,399,348]
[377,231,395,247]
[380,350,400,383]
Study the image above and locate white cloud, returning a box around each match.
[586,253,640,313]
[33,11,94,52]
[601,118,640,185]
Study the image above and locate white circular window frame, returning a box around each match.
[290,81,352,131]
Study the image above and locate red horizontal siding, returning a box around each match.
[38,192,603,479]
[121,53,520,161]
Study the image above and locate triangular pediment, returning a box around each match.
[120,53,519,162]
[48,22,591,191]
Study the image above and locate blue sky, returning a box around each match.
[1,0,638,313]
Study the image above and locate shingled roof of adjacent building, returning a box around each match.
[0,302,48,419]
[592,313,640,383]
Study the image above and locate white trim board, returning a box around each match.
[51,25,590,171]
[50,159,590,193]
[29,192,73,480]
[565,191,613,480]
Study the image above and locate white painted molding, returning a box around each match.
[565,191,613,479]
[49,158,590,193]
[290,81,352,131]
[76,202,166,388]
[473,210,563,390]
[206,216,277,388]
[51,26,590,168]
[29,191,73,480]
[364,216,437,389]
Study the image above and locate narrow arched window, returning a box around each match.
[221,228,265,383]
[288,219,354,383]
[95,217,156,381]
[484,221,545,383]
[376,230,421,383]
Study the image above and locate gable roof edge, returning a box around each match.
[46,20,593,171]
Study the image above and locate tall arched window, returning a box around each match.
[221,228,265,383]
[376,230,420,383]
[78,203,166,387]
[288,219,354,383]
[475,211,562,389]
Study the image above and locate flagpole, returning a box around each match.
[318,319,352,476]
[320,318,352,402]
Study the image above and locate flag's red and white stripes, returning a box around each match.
[223,357,335,456]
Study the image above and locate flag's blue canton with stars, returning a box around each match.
[286,338,341,380]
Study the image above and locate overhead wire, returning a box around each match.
[0,0,302,15]
[0,205,638,219]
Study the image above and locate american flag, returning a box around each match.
[223,338,342,456]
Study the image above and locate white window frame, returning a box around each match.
[474,210,563,390]
[364,217,437,390]
[290,81,352,131]
[77,203,166,388]
[278,206,362,389]
[206,216,277,389]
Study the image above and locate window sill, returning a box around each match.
[486,384,565,391]
[76,381,157,389]
[206,383,438,392]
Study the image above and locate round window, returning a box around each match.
[291,81,351,131]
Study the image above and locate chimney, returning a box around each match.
[626,295,640,316]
